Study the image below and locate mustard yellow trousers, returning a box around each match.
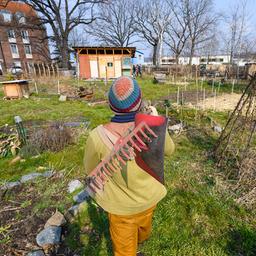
[108,206,156,256]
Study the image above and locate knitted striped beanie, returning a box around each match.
[108,76,142,114]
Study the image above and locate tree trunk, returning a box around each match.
[157,34,163,67]
[189,43,195,66]
[152,44,158,66]
[175,54,179,65]
[60,39,70,69]
[175,54,179,81]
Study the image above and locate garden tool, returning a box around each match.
[85,113,167,197]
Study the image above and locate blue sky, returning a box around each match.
[49,0,256,58]
[136,0,256,57]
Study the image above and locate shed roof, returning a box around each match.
[73,46,136,56]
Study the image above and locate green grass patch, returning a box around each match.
[0,77,255,255]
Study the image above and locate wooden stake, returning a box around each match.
[214,89,217,111]
[203,88,206,110]
[218,81,221,94]
[57,80,60,95]
[38,63,42,77]
[177,86,180,105]
[232,79,235,94]
[47,64,51,77]
[34,82,38,94]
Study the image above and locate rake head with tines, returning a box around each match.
[85,120,158,197]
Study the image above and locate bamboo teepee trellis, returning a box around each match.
[214,75,256,207]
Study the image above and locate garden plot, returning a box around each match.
[197,93,242,111]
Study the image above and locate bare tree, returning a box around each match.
[223,0,249,65]
[198,32,220,60]
[86,0,137,47]
[69,26,88,47]
[15,0,106,69]
[134,0,171,66]
[165,0,190,64]
[185,0,217,65]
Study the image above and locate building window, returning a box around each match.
[0,10,12,22]
[15,12,26,24]
[107,62,113,67]
[10,43,19,55]
[24,45,32,55]
[7,29,15,39]
[21,30,29,41]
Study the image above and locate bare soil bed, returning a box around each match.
[197,93,242,111]
[0,183,63,255]
[159,90,214,105]
[159,91,242,112]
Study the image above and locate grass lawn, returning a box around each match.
[0,77,255,255]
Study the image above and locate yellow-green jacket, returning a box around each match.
[84,125,175,215]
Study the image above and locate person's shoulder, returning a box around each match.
[88,125,102,137]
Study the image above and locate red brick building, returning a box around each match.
[0,1,50,74]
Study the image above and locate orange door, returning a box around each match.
[79,55,91,79]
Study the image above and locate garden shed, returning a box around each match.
[73,46,136,79]
[1,80,29,99]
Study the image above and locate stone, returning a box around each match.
[59,95,67,102]
[68,180,83,193]
[27,250,45,256]
[36,226,61,247]
[67,201,88,217]
[73,189,90,204]
[67,204,79,216]
[2,181,21,190]
[44,210,66,229]
[169,123,184,133]
[42,170,55,178]
[213,125,223,133]
[5,181,21,189]
[20,173,43,183]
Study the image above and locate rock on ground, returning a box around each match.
[21,173,43,183]
[27,250,45,256]
[68,180,83,193]
[0,181,21,190]
[42,170,55,178]
[73,190,90,204]
[67,201,88,217]
[44,210,66,229]
[36,226,62,247]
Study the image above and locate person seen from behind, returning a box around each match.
[84,76,175,256]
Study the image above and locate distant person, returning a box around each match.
[133,65,136,78]
[135,64,139,77]
[138,64,142,77]
[84,76,175,256]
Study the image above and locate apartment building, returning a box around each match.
[0,1,50,74]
